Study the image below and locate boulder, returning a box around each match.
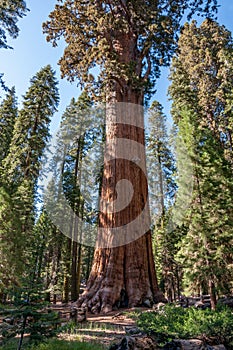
[164,340,227,350]
[109,336,227,350]
[218,296,233,308]
[124,326,142,335]
[108,335,158,350]
[152,302,166,311]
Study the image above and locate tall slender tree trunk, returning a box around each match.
[208,280,217,310]
[62,237,72,303]
[76,201,84,296]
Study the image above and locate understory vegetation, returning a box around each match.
[135,305,233,348]
[1,338,105,350]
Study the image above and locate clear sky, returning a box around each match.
[0,0,232,131]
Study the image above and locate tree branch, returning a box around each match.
[109,75,125,91]
[142,54,151,81]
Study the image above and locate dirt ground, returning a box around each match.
[59,307,146,348]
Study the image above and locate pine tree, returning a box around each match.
[0,66,59,294]
[3,65,59,185]
[175,109,233,308]
[0,0,28,49]
[147,101,176,219]
[43,0,218,313]
[42,92,102,302]
[0,87,17,167]
[0,0,29,90]
[147,101,179,301]
[169,21,233,307]
[56,92,102,301]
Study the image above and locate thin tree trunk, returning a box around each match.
[17,314,27,350]
[62,237,72,304]
[209,280,217,310]
[85,246,93,282]
[76,201,84,296]
[71,240,78,301]
[71,140,83,301]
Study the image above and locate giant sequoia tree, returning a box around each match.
[43,0,218,313]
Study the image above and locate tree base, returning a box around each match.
[78,234,165,314]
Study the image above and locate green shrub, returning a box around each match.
[28,338,105,350]
[136,304,233,347]
[1,338,106,350]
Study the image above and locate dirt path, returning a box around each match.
[59,307,146,348]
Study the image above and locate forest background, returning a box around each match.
[1,0,233,318]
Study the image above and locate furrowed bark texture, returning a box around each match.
[78,33,164,313]
[78,102,164,313]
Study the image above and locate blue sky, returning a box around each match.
[0,0,233,131]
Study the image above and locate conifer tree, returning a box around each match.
[169,20,233,308]
[169,19,233,165]
[0,87,17,167]
[3,65,59,185]
[43,0,218,312]
[0,0,28,49]
[0,0,29,89]
[45,92,102,302]
[147,101,176,219]
[0,66,59,293]
[147,101,179,301]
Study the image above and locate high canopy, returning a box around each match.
[43,0,218,101]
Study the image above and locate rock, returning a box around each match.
[2,317,14,325]
[109,336,227,350]
[194,301,206,309]
[153,302,166,311]
[218,296,233,308]
[108,335,158,350]
[143,299,153,308]
[124,326,142,335]
[177,339,205,349]
[170,339,226,350]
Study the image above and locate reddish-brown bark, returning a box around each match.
[78,102,164,313]
[78,32,164,313]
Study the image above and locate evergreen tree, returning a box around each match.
[0,0,28,49]
[0,0,29,89]
[169,19,233,165]
[43,0,218,313]
[0,87,17,167]
[147,101,176,219]
[169,21,233,308]
[147,101,179,301]
[45,92,102,302]
[0,66,59,294]
[176,109,233,308]
[39,92,102,303]
[3,65,59,185]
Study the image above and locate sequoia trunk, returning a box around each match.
[78,32,164,313]
[78,98,164,313]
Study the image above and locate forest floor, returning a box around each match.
[0,303,148,348]
[58,306,147,348]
